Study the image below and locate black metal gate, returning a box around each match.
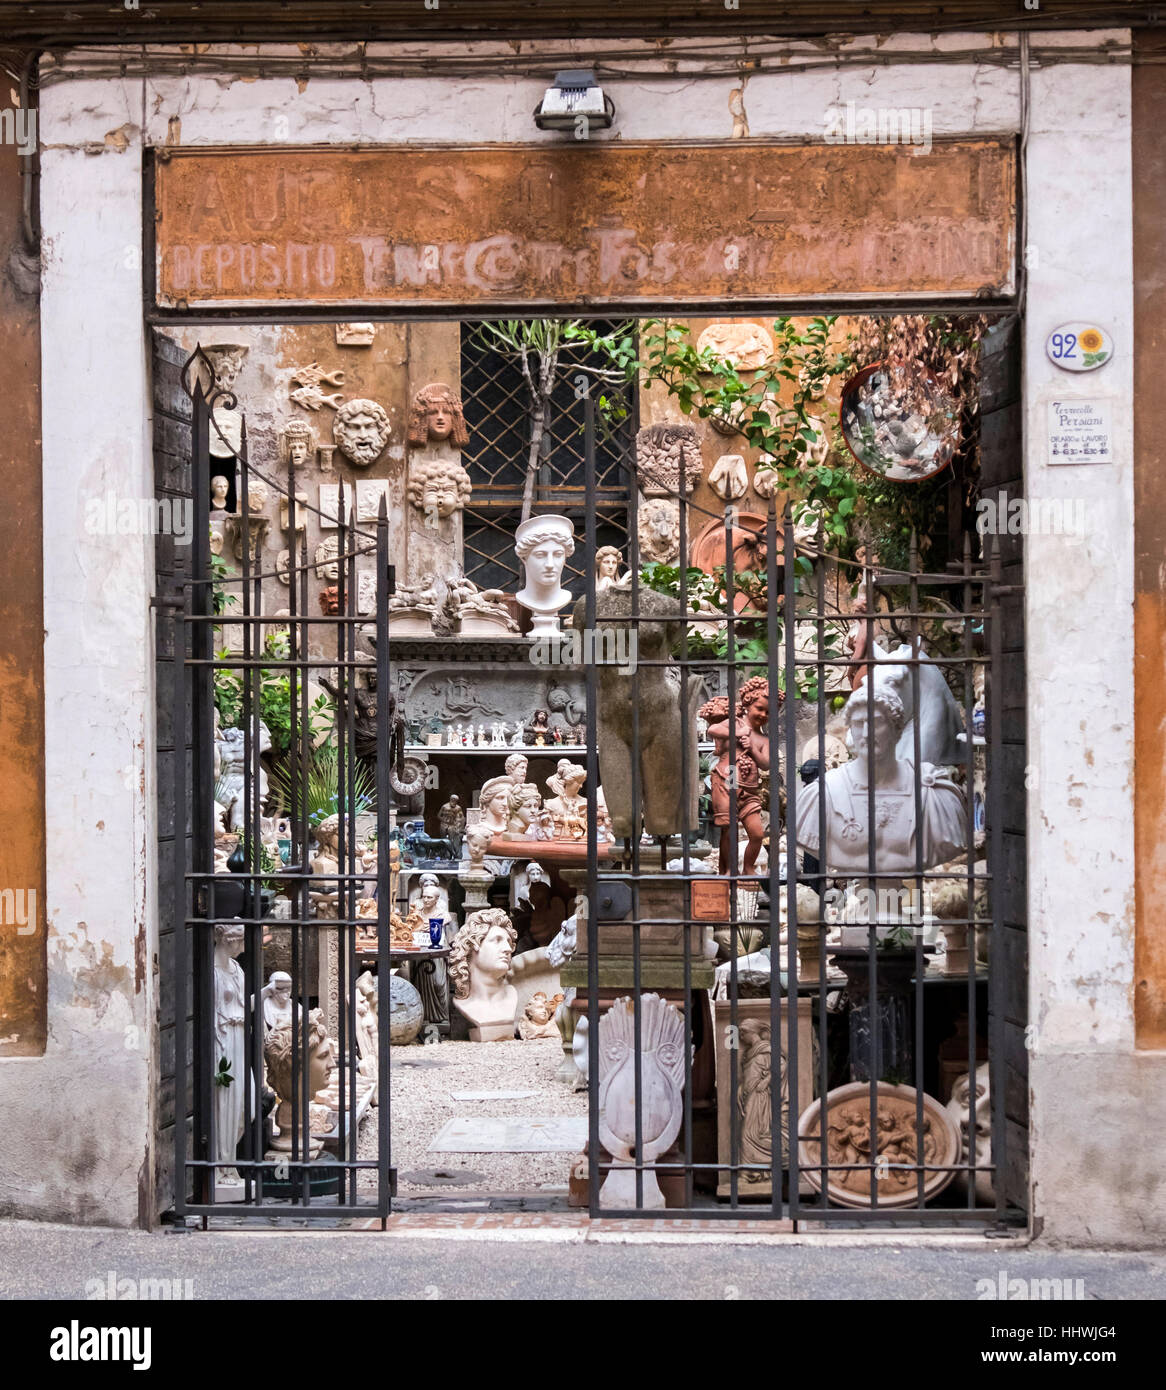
[168,346,395,1223]
[162,326,1024,1230]
[573,394,1022,1226]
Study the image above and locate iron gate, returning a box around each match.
[573,397,1020,1225]
[169,346,395,1223]
[163,333,1023,1229]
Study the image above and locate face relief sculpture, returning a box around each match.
[406,456,472,519]
[283,420,313,470]
[407,383,470,448]
[334,398,391,467]
[514,514,575,636]
[448,908,519,1041]
[794,675,966,877]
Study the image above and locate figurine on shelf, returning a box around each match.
[438,794,465,856]
[491,721,508,748]
[701,676,773,877]
[551,726,564,745]
[447,723,462,748]
[545,761,587,840]
[509,722,526,747]
[528,709,550,746]
[477,723,487,747]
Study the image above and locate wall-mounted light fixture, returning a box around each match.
[533,70,615,133]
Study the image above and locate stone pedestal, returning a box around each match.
[828,947,929,1083]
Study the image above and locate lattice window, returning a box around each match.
[460,321,636,593]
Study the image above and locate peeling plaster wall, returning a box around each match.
[1022,62,1165,1247]
[0,85,157,1227]
[14,31,1158,1240]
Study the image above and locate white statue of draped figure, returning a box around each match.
[213,921,250,1185]
[795,675,966,876]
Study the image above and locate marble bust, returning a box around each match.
[449,908,519,1042]
[478,775,513,835]
[261,970,294,1033]
[504,752,528,786]
[795,676,966,877]
[514,514,575,636]
[545,761,587,838]
[595,545,628,593]
[210,475,231,512]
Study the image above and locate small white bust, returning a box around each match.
[514,514,575,636]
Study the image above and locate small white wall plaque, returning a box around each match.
[1047,399,1113,466]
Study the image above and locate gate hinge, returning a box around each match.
[151,593,184,612]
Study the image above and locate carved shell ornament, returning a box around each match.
[597,994,687,1208]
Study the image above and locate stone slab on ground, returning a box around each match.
[428,1116,587,1153]
[357,1037,585,1196]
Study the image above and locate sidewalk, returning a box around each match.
[1,1218,1162,1300]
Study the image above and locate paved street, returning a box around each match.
[0,1219,1162,1301]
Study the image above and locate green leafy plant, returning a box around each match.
[267,737,377,829]
[568,315,857,539]
[213,1056,234,1088]
[213,631,332,757]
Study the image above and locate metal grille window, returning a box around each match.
[459,320,636,593]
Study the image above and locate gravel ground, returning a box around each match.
[357,1038,585,1196]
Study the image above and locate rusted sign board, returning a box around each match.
[153,141,1015,309]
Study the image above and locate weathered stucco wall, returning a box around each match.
[10,31,1159,1240]
[0,128,47,1059]
[0,77,158,1226]
[1022,55,1166,1247]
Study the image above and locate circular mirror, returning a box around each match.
[840,361,959,483]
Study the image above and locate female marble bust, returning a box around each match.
[545,762,586,819]
[479,775,513,834]
[595,545,628,593]
[514,514,575,635]
[795,678,965,877]
[448,907,518,1041]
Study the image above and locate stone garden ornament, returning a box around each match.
[598,994,687,1208]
